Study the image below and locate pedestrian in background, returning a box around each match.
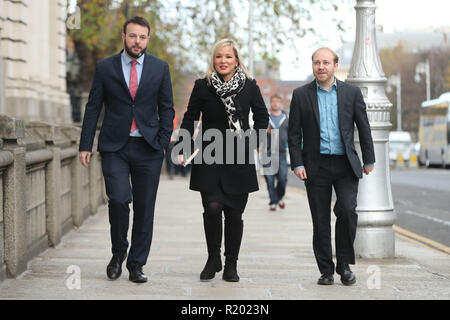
[263,94,289,211]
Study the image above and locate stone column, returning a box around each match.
[346,0,396,258]
[27,121,64,247]
[0,57,5,115]
[61,125,84,227]
[0,149,14,282]
[0,114,27,277]
[0,0,4,115]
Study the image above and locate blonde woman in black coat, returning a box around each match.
[176,39,269,282]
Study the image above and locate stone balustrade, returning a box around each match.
[0,114,106,281]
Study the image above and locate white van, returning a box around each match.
[389,131,412,166]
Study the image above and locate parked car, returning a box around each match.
[389,131,412,166]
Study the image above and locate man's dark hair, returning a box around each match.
[123,16,151,35]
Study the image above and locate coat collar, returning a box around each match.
[308,78,345,130]
[307,80,320,128]
[336,79,345,131]
[113,52,130,99]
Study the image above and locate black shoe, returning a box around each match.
[106,252,127,280]
[222,260,240,282]
[317,273,334,285]
[336,263,356,286]
[200,255,222,281]
[128,265,148,283]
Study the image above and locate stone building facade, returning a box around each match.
[0,0,70,123]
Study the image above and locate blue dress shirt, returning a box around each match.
[317,78,344,155]
[121,50,145,137]
[293,78,374,171]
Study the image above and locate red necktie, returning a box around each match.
[130,60,138,133]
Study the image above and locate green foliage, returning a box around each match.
[69,0,172,61]
[67,0,350,94]
[67,0,180,91]
[171,0,350,73]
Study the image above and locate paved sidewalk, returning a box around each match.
[0,176,449,300]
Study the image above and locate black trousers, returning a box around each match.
[101,138,164,270]
[305,154,359,275]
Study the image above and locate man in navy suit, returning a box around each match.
[79,16,174,283]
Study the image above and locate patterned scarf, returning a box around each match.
[210,67,246,132]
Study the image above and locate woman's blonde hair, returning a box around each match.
[205,38,252,84]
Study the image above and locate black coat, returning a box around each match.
[288,79,375,180]
[79,51,175,152]
[178,77,269,194]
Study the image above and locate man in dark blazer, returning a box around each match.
[288,47,375,286]
[79,17,174,283]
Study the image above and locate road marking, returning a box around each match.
[401,210,450,227]
[393,225,450,256]
[287,184,450,256]
[395,233,449,257]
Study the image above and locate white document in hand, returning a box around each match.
[184,148,199,167]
